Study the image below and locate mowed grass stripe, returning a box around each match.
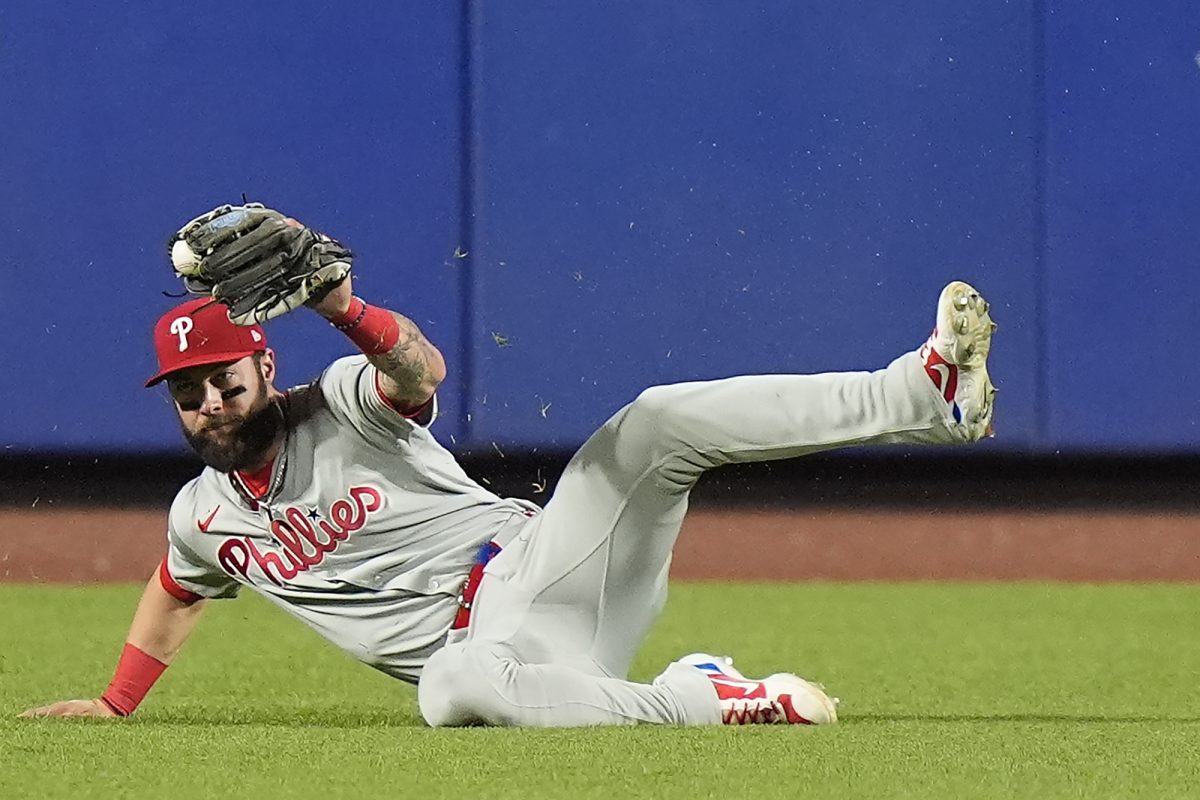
[3,583,1200,799]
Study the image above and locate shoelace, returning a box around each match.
[722,697,788,725]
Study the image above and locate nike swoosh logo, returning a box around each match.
[197,505,221,533]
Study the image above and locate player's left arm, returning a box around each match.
[310,276,447,414]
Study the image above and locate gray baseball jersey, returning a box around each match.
[162,355,538,683]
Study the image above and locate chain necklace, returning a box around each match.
[229,398,291,513]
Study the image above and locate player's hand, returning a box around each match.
[19,699,119,719]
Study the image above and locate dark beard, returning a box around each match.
[181,384,284,473]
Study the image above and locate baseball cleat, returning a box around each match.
[918,280,998,440]
[656,653,838,725]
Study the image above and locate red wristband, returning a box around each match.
[329,297,401,356]
[100,643,168,717]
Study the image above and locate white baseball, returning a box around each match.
[171,238,201,274]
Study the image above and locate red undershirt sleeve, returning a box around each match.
[158,556,203,604]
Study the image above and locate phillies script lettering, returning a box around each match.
[217,486,383,586]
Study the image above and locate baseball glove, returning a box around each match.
[168,203,352,326]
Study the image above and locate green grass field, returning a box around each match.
[3,582,1199,799]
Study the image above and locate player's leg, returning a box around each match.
[419,557,839,727]
[522,280,994,669]
[418,637,720,727]
[419,281,994,727]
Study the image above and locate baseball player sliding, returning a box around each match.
[22,205,996,727]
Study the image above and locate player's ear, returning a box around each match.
[257,348,277,384]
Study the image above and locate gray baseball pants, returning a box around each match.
[418,350,967,726]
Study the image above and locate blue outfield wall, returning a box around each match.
[0,1,1195,456]
[1043,0,1200,451]
[0,0,468,453]
[467,0,1041,450]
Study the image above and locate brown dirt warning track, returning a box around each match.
[2,506,1198,583]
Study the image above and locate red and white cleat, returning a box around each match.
[660,653,838,726]
[918,280,998,441]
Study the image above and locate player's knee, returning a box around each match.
[626,385,718,468]
[626,385,689,442]
[418,644,519,728]
[629,384,674,419]
[418,645,481,727]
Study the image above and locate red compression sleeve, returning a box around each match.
[329,297,401,355]
[99,643,168,716]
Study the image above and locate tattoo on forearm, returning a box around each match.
[369,313,437,398]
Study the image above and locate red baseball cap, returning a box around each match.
[145,298,268,387]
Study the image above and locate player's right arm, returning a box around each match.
[19,568,207,718]
[308,275,446,420]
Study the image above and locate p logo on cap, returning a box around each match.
[146,299,268,387]
[169,316,195,351]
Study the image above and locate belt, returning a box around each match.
[451,540,502,631]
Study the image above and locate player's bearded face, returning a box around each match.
[171,358,283,472]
